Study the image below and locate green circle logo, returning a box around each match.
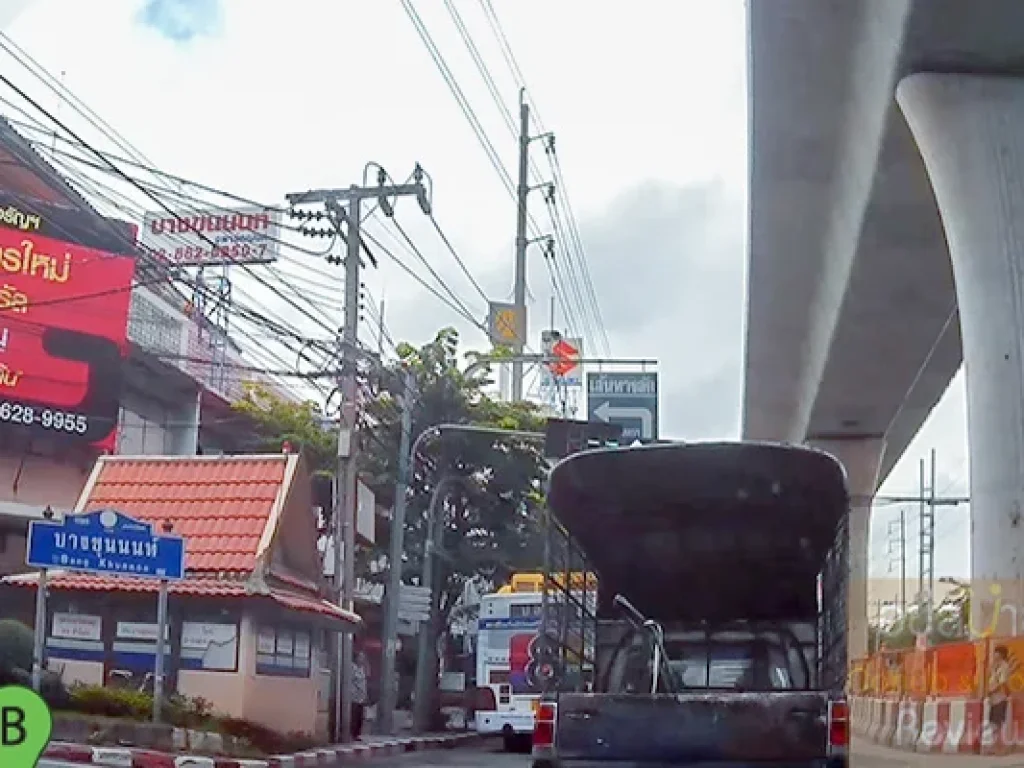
[0,685,52,768]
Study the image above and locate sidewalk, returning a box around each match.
[42,731,481,767]
[854,737,1024,768]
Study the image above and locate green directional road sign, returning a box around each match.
[586,372,659,442]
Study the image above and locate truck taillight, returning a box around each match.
[475,686,497,711]
[533,702,557,748]
[828,699,848,748]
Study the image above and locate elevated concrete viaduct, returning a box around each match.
[744,0,1024,659]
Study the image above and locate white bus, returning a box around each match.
[473,572,596,751]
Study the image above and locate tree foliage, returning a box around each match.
[231,327,549,611]
[231,381,337,474]
[358,327,548,610]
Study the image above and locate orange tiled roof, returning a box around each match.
[3,572,360,625]
[79,455,289,574]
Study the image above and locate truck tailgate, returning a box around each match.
[553,691,829,763]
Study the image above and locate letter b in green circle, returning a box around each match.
[0,685,52,768]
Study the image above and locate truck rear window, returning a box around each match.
[609,634,804,693]
[668,643,793,689]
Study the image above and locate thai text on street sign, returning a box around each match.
[586,372,659,442]
[27,509,186,581]
[138,205,282,267]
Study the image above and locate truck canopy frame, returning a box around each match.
[540,441,850,694]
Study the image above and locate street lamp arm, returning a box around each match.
[410,422,545,463]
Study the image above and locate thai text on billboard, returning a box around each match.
[139,205,282,267]
[0,227,136,452]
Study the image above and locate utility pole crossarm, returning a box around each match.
[287,183,425,206]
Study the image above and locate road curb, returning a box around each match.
[43,733,481,766]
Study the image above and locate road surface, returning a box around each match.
[344,738,1024,766]
[40,738,1024,767]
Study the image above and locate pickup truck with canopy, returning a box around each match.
[531,441,850,768]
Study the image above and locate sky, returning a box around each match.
[1,0,971,581]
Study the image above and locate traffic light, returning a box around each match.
[544,418,624,460]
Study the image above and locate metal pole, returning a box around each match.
[413,475,456,733]
[918,458,926,632]
[899,509,907,618]
[332,439,345,742]
[336,190,363,744]
[153,579,169,722]
[31,567,47,692]
[379,368,415,734]
[927,448,937,635]
[410,423,545,461]
[511,89,530,402]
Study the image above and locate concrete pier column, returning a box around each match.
[809,437,885,662]
[897,73,1024,636]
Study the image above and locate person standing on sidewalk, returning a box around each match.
[352,648,370,740]
[988,644,1012,753]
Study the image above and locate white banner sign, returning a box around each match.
[357,480,376,544]
[139,205,282,267]
[116,621,169,641]
[52,613,101,642]
[181,621,238,671]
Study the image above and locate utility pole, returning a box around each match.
[511,89,531,402]
[396,423,546,732]
[287,164,432,744]
[917,452,937,641]
[927,448,937,633]
[900,510,907,618]
[379,367,415,734]
[886,509,907,618]
[413,474,460,733]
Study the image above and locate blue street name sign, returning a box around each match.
[26,508,186,581]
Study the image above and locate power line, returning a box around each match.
[0,111,342,391]
[473,1,610,353]
[402,2,588,358]
[437,0,593,343]
[387,216,483,321]
[0,70,340,348]
[428,215,490,306]
[0,41,351,402]
[361,228,487,335]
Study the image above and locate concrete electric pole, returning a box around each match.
[378,367,415,734]
[287,165,431,743]
[887,509,907,618]
[511,90,531,402]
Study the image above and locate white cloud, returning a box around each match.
[5,0,748,434]
[5,0,970,529]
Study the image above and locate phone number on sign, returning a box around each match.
[0,401,88,434]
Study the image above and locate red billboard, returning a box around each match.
[0,227,136,452]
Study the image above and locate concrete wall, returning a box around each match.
[0,451,89,510]
[0,529,26,576]
[237,613,322,737]
[47,658,103,688]
[30,606,326,737]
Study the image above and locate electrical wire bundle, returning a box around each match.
[0,30,515,414]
